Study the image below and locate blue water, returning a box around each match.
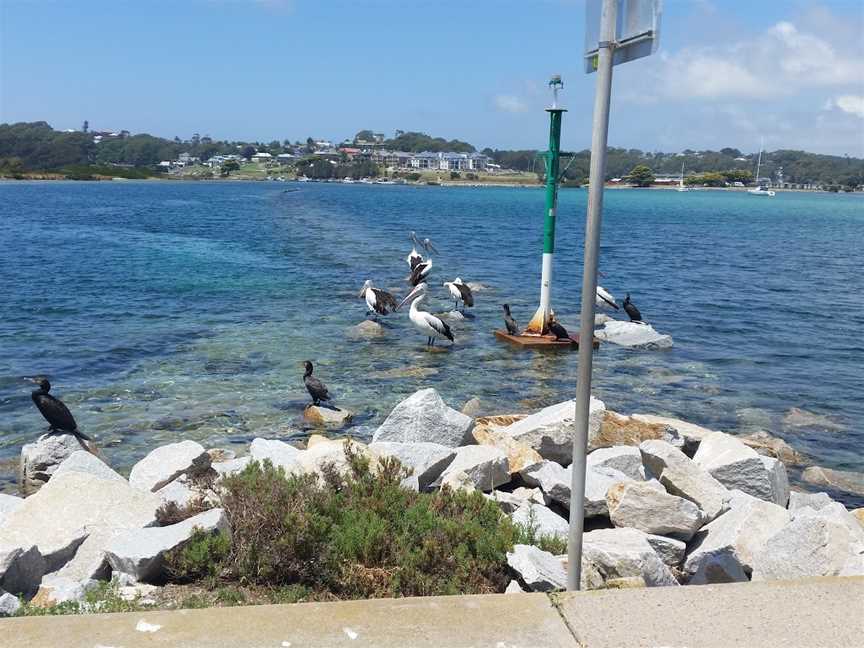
[1,181,862,498]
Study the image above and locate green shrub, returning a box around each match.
[165,529,231,582]
[155,496,213,526]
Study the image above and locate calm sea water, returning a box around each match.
[1,181,862,499]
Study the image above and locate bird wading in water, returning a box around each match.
[443,277,474,312]
[359,280,399,319]
[396,282,454,347]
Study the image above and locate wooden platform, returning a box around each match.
[494,330,600,349]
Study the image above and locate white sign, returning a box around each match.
[584,0,662,73]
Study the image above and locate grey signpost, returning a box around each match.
[567,0,662,591]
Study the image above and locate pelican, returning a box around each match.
[408,256,433,286]
[549,318,570,341]
[302,361,330,406]
[27,377,92,440]
[359,280,399,318]
[502,304,519,335]
[406,231,423,269]
[596,286,619,311]
[443,277,474,311]
[623,293,643,323]
[396,282,454,347]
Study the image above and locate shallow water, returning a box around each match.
[1,181,862,499]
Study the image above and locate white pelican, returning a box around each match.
[359,280,399,318]
[406,231,423,269]
[408,256,433,286]
[443,277,474,311]
[396,282,454,347]
[596,285,619,311]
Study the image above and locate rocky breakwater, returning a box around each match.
[3,388,863,615]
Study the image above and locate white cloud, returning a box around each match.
[832,95,864,119]
[493,94,528,113]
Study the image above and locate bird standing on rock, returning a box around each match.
[27,376,92,440]
[359,280,399,319]
[302,361,331,406]
[502,304,519,335]
[623,293,643,323]
[443,277,474,311]
[548,319,570,341]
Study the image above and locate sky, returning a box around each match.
[1,0,863,156]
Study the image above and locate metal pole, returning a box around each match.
[527,81,566,335]
[567,0,617,591]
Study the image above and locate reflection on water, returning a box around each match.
[1,181,862,495]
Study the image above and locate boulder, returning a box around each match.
[347,320,385,339]
[46,526,118,584]
[693,432,789,505]
[788,491,836,511]
[155,478,200,508]
[0,494,23,528]
[0,545,45,598]
[128,441,210,492]
[249,438,301,473]
[0,591,21,617]
[304,405,353,427]
[461,398,482,417]
[852,508,864,528]
[683,494,790,584]
[511,502,568,539]
[645,535,686,568]
[0,472,160,573]
[640,440,729,522]
[587,446,645,481]
[295,438,375,479]
[19,433,95,495]
[791,502,864,539]
[594,320,673,349]
[782,407,844,431]
[106,508,229,583]
[53,450,125,483]
[631,414,714,454]
[751,515,864,581]
[802,466,864,497]
[487,487,547,514]
[372,388,474,447]
[585,467,633,517]
[520,461,571,507]
[593,412,682,453]
[739,430,806,465]
[439,470,476,494]
[212,456,251,481]
[30,574,98,607]
[437,446,509,492]
[582,527,678,587]
[606,481,703,540]
[472,425,542,475]
[368,442,455,491]
[500,398,605,465]
[506,544,565,592]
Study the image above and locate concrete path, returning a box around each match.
[6,577,864,648]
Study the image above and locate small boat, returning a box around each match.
[748,138,775,197]
[342,177,355,184]
[676,161,689,192]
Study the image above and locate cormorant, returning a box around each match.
[27,377,92,440]
[623,293,643,322]
[443,277,474,311]
[359,280,399,318]
[302,361,331,406]
[549,320,570,341]
[502,304,519,335]
[396,283,454,347]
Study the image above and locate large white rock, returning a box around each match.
[155,478,200,509]
[212,456,251,481]
[292,438,377,480]
[249,438,301,473]
[437,446,509,492]
[520,461,572,507]
[506,544,566,592]
[369,441,455,490]
[500,398,606,466]
[693,432,789,506]
[582,527,678,587]
[371,388,474,447]
[0,544,45,598]
[487,487,547,514]
[0,591,21,617]
[46,526,117,584]
[32,574,100,606]
[684,492,790,584]
[631,414,715,455]
[640,440,729,522]
[594,320,673,349]
[801,466,864,497]
[791,501,864,539]
[788,490,835,511]
[0,494,23,529]
[19,433,94,495]
[751,515,864,581]
[53,450,125,483]
[606,481,703,540]
[129,440,210,492]
[511,502,568,539]
[0,472,160,573]
[585,467,633,517]
[106,508,229,583]
[587,446,645,481]
[645,534,686,568]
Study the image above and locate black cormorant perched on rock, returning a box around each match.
[302,361,331,406]
[27,377,92,440]
[549,319,570,341]
[502,304,519,335]
[623,293,643,322]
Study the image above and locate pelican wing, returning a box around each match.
[596,286,619,310]
[408,262,429,286]
[424,312,454,342]
[372,288,399,314]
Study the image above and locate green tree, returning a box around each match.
[626,164,655,187]
[221,160,240,176]
[354,130,374,142]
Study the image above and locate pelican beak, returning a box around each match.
[396,285,421,311]
[426,241,439,254]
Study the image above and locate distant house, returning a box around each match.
[276,153,295,164]
[251,152,273,163]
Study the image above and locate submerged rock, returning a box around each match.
[739,430,806,465]
[782,407,845,431]
[594,320,673,349]
[460,397,482,417]
[802,466,864,498]
[347,320,385,339]
[19,433,96,495]
[372,388,474,447]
